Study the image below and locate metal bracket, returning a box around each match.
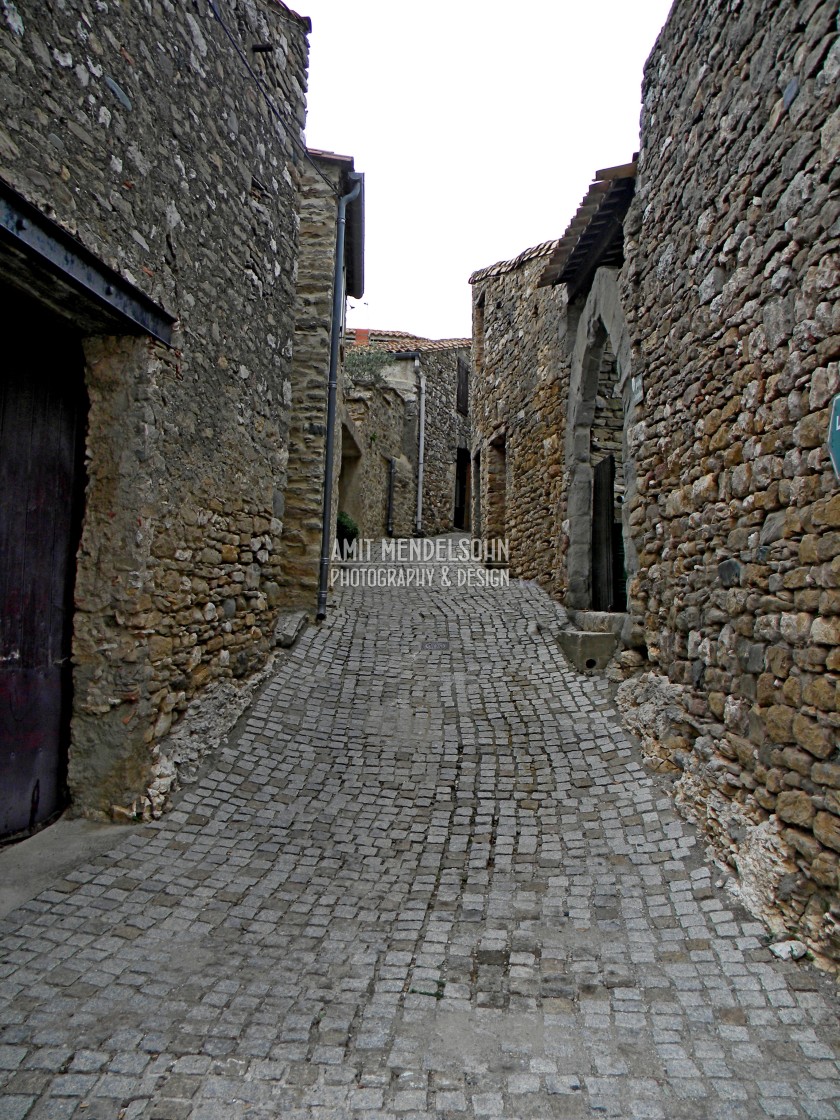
[0,181,175,344]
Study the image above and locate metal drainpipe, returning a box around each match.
[316,176,362,622]
[386,457,396,537]
[415,357,426,536]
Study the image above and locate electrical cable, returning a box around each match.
[205,0,342,199]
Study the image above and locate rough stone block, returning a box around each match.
[811,616,840,646]
[763,705,795,743]
[717,559,742,588]
[814,811,840,854]
[555,630,619,673]
[274,611,308,649]
[776,790,815,828]
[812,762,840,789]
[792,713,834,758]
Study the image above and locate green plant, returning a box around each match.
[344,345,391,385]
[336,511,359,549]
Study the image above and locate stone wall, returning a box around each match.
[343,386,416,539]
[469,248,570,594]
[280,151,352,609]
[468,0,840,964]
[343,334,472,540]
[421,345,471,536]
[0,0,310,818]
[618,0,840,960]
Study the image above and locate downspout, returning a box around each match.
[386,457,396,537]
[415,357,426,536]
[316,174,363,621]
[391,349,425,536]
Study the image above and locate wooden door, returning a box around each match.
[454,448,470,530]
[0,299,87,839]
[591,454,615,611]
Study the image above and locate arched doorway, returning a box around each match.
[589,340,626,610]
[565,268,637,612]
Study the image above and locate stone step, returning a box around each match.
[556,629,619,673]
[273,610,309,649]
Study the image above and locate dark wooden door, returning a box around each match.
[612,519,627,612]
[0,299,86,839]
[454,448,470,530]
[591,455,615,611]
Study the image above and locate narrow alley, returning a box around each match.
[1,546,839,1120]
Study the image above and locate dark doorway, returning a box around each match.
[612,518,627,614]
[0,293,88,839]
[337,424,362,528]
[591,454,626,612]
[487,436,507,543]
[454,448,470,530]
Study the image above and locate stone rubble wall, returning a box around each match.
[619,0,840,961]
[0,0,309,818]
[468,0,840,965]
[470,257,570,594]
[342,343,471,541]
[280,154,345,610]
[420,346,471,537]
[344,386,416,539]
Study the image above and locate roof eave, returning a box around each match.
[536,159,637,292]
[344,171,364,300]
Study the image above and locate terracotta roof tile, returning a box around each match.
[468,239,559,284]
[468,159,637,290]
[537,159,637,291]
[346,329,471,352]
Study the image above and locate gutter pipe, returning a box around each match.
[386,457,396,537]
[390,349,425,537]
[415,358,426,536]
[316,174,363,622]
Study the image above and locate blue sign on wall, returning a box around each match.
[830,394,840,480]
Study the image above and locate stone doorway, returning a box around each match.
[486,435,507,545]
[453,448,470,530]
[338,422,363,528]
[565,268,636,613]
[0,292,88,839]
[471,450,482,538]
[589,343,626,612]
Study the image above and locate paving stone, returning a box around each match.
[0,1048,27,1072]
[0,539,838,1118]
[0,1098,35,1120]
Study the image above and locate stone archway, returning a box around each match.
[565,268,638,611]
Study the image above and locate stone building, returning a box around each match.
[341,330,472,539]
[471,0,840,963]
[470,239,573,597]
[341,375,416,540]
[0,2,359,833]
[278,149,364,609]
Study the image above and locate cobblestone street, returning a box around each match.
[1,545,839,1120]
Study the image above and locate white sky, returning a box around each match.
[295,0,675,341]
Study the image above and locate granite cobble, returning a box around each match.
[0,537,839,1118]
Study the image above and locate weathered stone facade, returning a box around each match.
[619,0,840,963]
[279,149,363,609]
[469,245,570,596]
[470,1,840,962]
[342,382,416,539]
[0,1,309,820]
[422,345,472,536]
[343,331,471,540]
